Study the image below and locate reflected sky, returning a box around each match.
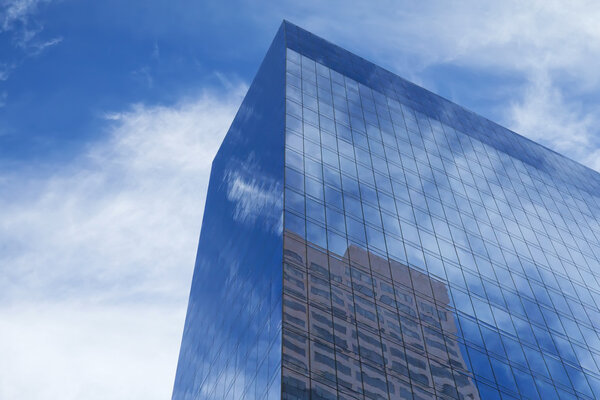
[173,21,600,400]
[171,24,286,400]
[282,22,600,399]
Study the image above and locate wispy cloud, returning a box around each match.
[226,166,283,234]
[0,63,14,80]
[508,71,600,171]
[0,0,61,108]
[1,0,42,30]
[131,65,154,88]
[152,41,160,60]
[24,34,62,54]
[1,0,62,66]
[0,86,246,399]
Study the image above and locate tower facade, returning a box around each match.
[173,21,600,400]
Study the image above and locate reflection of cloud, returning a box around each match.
[226,165,283,235]
[439,113,600,394]
[269,2,600,171]
[285,37,600,395]
[196,334,279,399]
[0,86,245,399]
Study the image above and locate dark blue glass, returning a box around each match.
[173,21,600,400]
[171,24,285,400]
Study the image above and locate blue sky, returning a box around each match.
[1,1,600,399]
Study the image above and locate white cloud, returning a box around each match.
[281,1,600,81]
[0,303,184,400]
[508,71,600,171]
[0,85,246,399]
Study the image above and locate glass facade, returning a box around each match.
[171,24,286,400]
[174,21,600,399]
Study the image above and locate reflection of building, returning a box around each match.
[283,230,480,399]
[173,21,600,400]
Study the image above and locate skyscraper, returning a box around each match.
[172,21,600,399]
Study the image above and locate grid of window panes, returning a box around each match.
[171,25,285,400]
[282,48,600,399]
[175,238,282,400]
[283,22,600,195]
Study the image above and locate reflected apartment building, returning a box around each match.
[172,21,600,399]
[282,231,480,399]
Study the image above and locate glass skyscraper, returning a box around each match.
[172,21,600,400]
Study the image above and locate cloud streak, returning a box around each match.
[0,0,62,88]
[226,167,283,235]
[0,86,246,399]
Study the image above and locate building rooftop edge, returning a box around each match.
[278,20,600,196]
